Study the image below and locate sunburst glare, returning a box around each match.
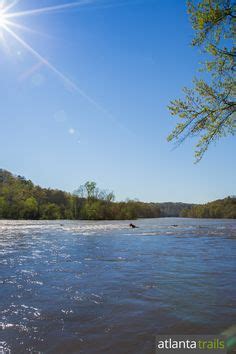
[0,0,137,132]
[0,9,7,27]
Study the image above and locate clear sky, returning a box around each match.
[0,0,235,203]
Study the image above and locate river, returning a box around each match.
[0,218,235,353]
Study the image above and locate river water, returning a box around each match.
[0,218,235,353]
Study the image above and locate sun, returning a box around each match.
[0,0,102,94]
[0,0,120,125]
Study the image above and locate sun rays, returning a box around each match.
[0,0,138,134]
[5,0,94,19]
[0,9,6,26]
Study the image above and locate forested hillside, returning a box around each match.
[157,202,194,217]
[0,169,161,220]
[181,197,236,219]
[1,170,234,220]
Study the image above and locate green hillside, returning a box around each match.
[181,197,236,219]
[0,169,161,220]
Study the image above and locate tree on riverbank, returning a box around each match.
[0,169,161,220]
[181,196,236,218]
[0,169,234,220]
[168,0,235,162]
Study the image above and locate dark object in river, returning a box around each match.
[172,225,178,227]
[129,223,138,228]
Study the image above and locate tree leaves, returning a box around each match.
[0,169,161,220]
[168,0,236,162]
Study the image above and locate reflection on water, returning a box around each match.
[0,218,236,353]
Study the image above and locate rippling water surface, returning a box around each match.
[0,218,236,353]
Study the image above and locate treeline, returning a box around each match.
[0,169,161,220]
[1,169,234,220]
[157,202,194,217]
[181,197,236,219]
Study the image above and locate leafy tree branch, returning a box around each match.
[168,0,235,162]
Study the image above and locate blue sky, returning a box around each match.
[0,0,235,203]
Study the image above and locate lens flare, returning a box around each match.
[0,0,137,134]
[0,0,117,121]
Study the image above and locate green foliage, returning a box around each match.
[41,203,61,220]
[0,169,74,220]
[1,169,234,220]
[168,0,235,161]
[0,169,161,220]
[0,196,8,218]
[21,197,38,219]
[181,196,236,218]
[74,181,115,202]
[157,202,195,217]
[80,200,103,220]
